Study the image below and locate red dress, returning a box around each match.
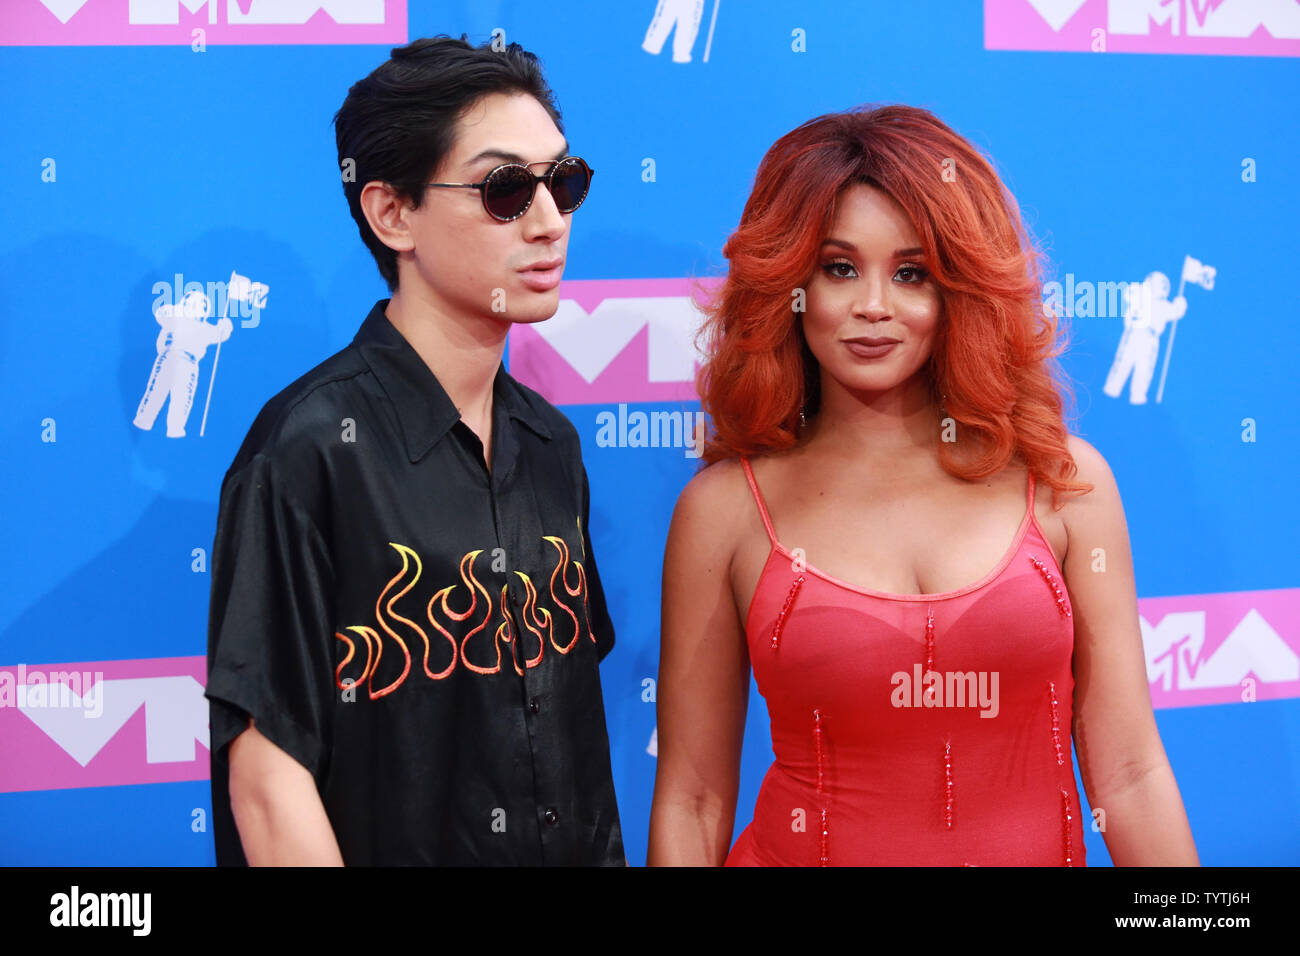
[725,457,1086,866]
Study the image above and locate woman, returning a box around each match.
[647,105,1197,866]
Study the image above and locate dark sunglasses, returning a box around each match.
[426,156,594,222]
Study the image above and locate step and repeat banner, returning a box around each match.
[1,0,1297,865]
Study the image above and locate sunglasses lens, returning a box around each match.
[549,159,590,213]
[483,165,536,220]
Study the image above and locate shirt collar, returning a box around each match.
[353,299,552,463]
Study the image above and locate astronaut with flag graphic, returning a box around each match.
[643,0,707,63]
[133,271,267,438]
[133,290,232,438]
[1103,256,1214,406]
[197,271,269,437]
[1103,271,1185,405]
[1155,255,1215,403]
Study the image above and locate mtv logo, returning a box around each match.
[1109,0,1300,38]
[985,0,1300,57]
[131,0,385,25]
[5,0,407,46]
[509,278,718,406]
[1139,588,1300,709]
[0,656,211,793]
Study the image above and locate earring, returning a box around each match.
[798,405,807,428]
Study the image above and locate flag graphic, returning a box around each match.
[1182,255,1216,291]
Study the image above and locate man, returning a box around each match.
[205,35,624,865]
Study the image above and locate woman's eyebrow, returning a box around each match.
[821,238,925,258]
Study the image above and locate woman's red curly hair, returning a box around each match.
[694,104,1092,508]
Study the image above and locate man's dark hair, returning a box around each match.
[333,34,564,292]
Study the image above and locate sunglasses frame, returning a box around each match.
[426,156,595,222]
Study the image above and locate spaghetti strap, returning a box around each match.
[739,456,779,547]
[1024,468,1063,567]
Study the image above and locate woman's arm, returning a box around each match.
[1062,435,1199,865]
[647,462,752,866]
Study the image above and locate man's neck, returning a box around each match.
[384,286,509,453]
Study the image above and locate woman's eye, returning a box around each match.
[822,262,929,282]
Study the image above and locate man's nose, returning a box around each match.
[522,180,567,236]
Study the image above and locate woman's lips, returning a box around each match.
[843,340,899,359]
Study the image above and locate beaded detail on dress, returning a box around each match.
[726,456,1084,867]
[1030,554,1072,617]
[813,708,829,866]
[770,576,805,651]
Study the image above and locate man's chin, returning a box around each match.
[510,315,554,326]
[503,292,562,325]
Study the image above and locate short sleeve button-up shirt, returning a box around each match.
[205,299,625,866]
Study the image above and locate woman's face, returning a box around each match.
[801,182,943,406]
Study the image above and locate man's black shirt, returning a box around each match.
[205,298,624,865]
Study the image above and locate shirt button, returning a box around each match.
[529,696,540,714]
[543,807,558,826]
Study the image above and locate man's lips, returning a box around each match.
[519,258,564,273]
[517,258,564,292]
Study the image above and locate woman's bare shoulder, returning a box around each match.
[1065,434,1114,484]
[1056,434,1125,549]
[661,458,756,592]
[1059,435,1120,511]
[673,456,751,527]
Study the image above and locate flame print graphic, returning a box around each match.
[543,530,595,654]
[440,549,495,675]
[335,523,592,695]
[513,571,551,668]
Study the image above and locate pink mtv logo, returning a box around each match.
[1142,587,1300,709]
[986,0,1300,57]
[2,0,406,46]
[0,656,209,794]
[509,277,721,406]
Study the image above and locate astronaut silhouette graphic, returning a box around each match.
[133,290,232,438]
[643,0,705,62]
[1103,271,1187,405]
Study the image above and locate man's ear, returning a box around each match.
[360,181,416,253]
